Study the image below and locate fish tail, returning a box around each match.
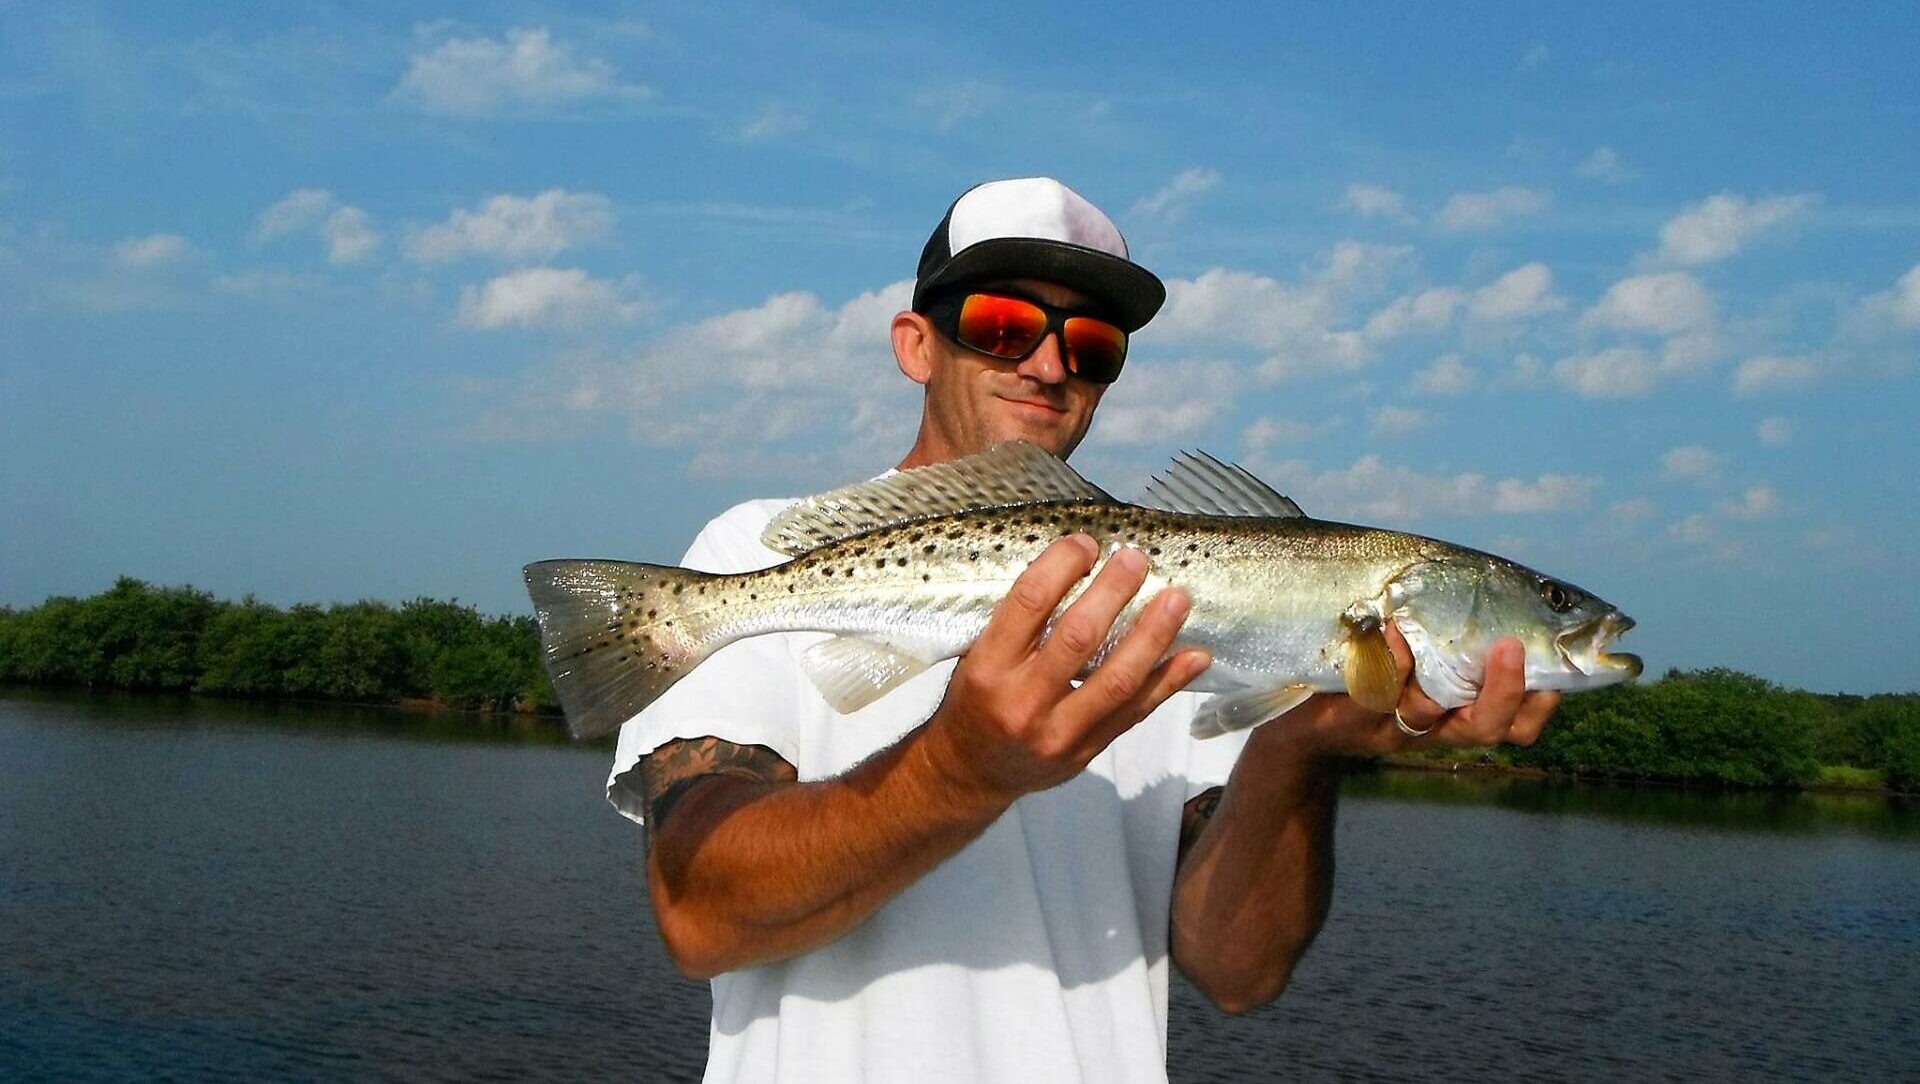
[523,559,726,739]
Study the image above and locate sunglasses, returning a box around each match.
[921,291,1129,384]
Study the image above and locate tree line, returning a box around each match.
[2,578,1916,790]
[0,577,555,714]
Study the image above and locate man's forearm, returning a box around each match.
[647,721,1009,979]
[1169,709,1341,1014]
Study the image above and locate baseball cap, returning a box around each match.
[912,177,1166,332]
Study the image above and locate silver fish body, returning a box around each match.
[526,443,1639,740]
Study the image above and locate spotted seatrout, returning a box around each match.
[525,442,1640,740]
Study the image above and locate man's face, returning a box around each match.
[896,279,1112,462]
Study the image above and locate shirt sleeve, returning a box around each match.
[605,499,806,824]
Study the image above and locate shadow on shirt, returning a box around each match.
[672,768,1202,1036]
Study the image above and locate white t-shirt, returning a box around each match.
[607,498,1251,1084]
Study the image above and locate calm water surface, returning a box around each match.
[3,691,1916,1082]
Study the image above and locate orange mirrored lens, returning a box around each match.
[1063,317,1127,382]
[956,294,1048,358]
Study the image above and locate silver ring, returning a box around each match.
[1394,709,1433,738]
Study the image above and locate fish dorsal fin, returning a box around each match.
[1136,450,1306,518]
[761,440,1110,556]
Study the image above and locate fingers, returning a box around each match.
[1061,585,1197,733]
[1077,645,1212,756]
[1506,690,1561,746]
[1033,546,1151,685]
[1420,638,1534,747]
[1385,621,1445,733]
[974,534,1099,666]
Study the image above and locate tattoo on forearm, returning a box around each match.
[1177,787,1224,868]
[639,736,797,835]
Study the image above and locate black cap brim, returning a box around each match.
[913,238,1166,332]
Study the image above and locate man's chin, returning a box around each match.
[991,410,1080,457]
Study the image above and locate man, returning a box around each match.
[606,177,1560,1083]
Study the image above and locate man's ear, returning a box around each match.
[893,311,935,386]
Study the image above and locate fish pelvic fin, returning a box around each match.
[523,560,725,740]
[799,636,935,713]
[1341,618,1401,714]
[1190,683,1317,739]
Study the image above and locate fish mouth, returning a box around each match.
[1554,612,1641,678]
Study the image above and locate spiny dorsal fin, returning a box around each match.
[1136,450,1306,518]
[762,440,1111,556]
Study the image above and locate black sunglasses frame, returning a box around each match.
[919,290,1129,384]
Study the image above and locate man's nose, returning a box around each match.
[1014,332,1069,384]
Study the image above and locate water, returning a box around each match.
[2,691,1916,1083]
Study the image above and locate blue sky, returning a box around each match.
[3,2,1917,694]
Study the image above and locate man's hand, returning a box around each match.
[1224,624,1563,764]
[921,534,1212,804]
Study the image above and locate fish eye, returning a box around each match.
[1541,580,1578,612]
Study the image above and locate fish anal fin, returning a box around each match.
[1190,683,1316,739]
[799,636,934,713]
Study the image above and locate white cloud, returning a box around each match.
[1655,192,1819,266]
[914,81,1001,129]
[1363,287,1462,342]
[1843,263,1920,340]
[1493,474,1596,514]
[1757,416,1794,445]
[1247,454,1595,521]
[253,189,381,265]
[1240,416,1331,453]
[1087,359,1234,448]
[394,27,648,118]
[1719,484,1782,520]
[1369,405,1430,440]
[1582,271,1715,335]
[1574,146,1636,185]
[323,206,381,265]
[1434,186,1550,231]
[1554,346,1659,398]
[1669,513,1717,546]
[1129,168,1221,223]
[1662,444,1721,482]
[253,188,335,241]
[481,281,922,483]
[1146,243,1410,378]
[457,267,646,330]
[1609,497,1656,523]
[1468,263,1564,321]
[739,102,809,142]
[1733,354,1818,396]
[406,190,615,263]
[1339,183,1411,222]
[1414,354,1477,396]
[1885,265,1920,328]
[111,233,191,268]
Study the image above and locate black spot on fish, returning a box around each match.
[896,557,909,567]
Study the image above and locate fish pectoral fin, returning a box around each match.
[1190,683,1316,739]
[1342,623,1402,714]
[799,637,934,713]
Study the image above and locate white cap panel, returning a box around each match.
[946,177,1128,259]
